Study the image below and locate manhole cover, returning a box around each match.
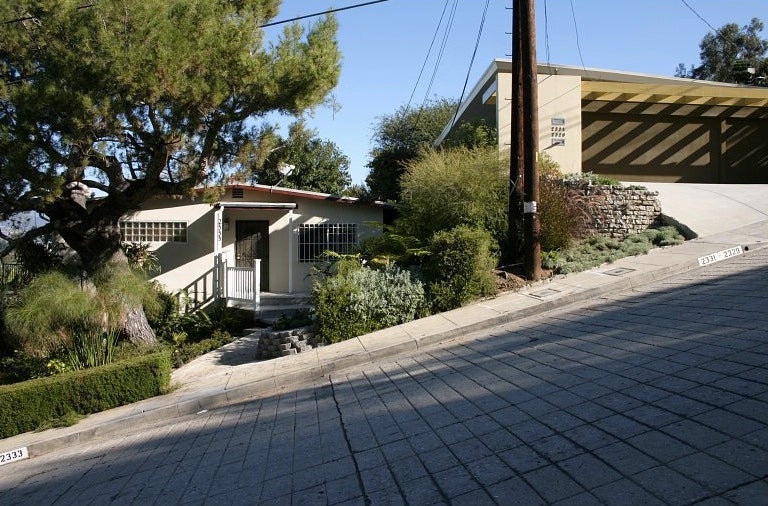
[603,267,636,276]
[529,288,562,299]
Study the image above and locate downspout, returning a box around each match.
[288,209,294,294]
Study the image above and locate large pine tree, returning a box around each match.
[0,0,341,344]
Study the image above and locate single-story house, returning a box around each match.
[120,184,388,311]
[436,59,768,183]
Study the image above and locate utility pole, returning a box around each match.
[509,0,541,280]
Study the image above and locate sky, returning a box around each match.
[263,0,767,186]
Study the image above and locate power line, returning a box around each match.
[4,1,390,27]
[543,0,551,66]
[450,0,491,125]
[405,0,453,112]
[420,0,459,106]
[679,0,718,33]
[569,0,587,73]
[259,0,390,28]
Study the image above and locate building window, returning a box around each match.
[119,221,187,243]
[231,188,244,199]
[298,223,358,262]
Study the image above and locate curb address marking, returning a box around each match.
[0,446,28,466]
[698,246,743,267]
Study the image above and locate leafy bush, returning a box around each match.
[423,226,498,312]
[0,350,171,438]
[145,283,251,344]
[563,171,621,186]
[537,155,589,252]
[542,226,684,274]
[398,147,508,247]
[4,268,158,359]
[123,242,161,275]
[171,329,234,368]
[357,231,428,268]
[312,260,426,344]
[272,310,313,331]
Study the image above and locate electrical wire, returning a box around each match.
[449,0,491,127]
[679,0,718,33]
[543,0,551,66]
[569,0,588,73]
[405,0,453,112]
[420,0,460,106]
[409,0,459,138]
[259,0,391,28]
[678,0,745,58]
[5,1,389,26]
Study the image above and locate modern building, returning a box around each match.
[436,60,768,183]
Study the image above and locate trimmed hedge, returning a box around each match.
[0,350,171,439]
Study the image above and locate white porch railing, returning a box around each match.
[214,254,260,309]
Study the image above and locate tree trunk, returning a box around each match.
[104,250,159,347]
[123,303,157,346]
[46,183,159,347]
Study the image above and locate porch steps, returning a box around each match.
[227,292,312,322]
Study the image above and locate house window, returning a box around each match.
[231,188,244,199]
[119,221,187,243]
[298,223,358,262]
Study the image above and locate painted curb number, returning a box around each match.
[698,246,744,267]
[0,446,28,466]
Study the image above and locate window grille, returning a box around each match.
[119,221,187,243]
[231,188,244,199]
[298,223,357,262]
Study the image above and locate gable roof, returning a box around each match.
[199,183,391,208]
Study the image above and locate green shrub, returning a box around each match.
[423,226,498,312]
[65,329,120,370]
[357,232,428,268]
[537,157,590,252]
[145,281,250,345]
[272,310,313,331]
[0,351,54,382]
[312,261,426,344]
[5,268,158,359]
[0,350,171,438]
[171,329,234,368]
[398,147,508,246]
[541,226,684,274]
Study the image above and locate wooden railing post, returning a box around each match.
[253,259,261,310]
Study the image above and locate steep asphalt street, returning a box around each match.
[2,247,767,505]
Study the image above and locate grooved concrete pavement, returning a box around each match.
[1,223,766,505]
[1,184,767,504]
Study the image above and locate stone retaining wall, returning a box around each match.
[565,182,663,238]
[256,326,316,359]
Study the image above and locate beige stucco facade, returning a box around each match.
[121,185,385,306]
[493,71,583,174]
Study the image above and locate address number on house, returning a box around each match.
[0,446,28,466]
[698,246,744,267]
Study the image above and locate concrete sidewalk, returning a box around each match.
[3,217,766,462]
